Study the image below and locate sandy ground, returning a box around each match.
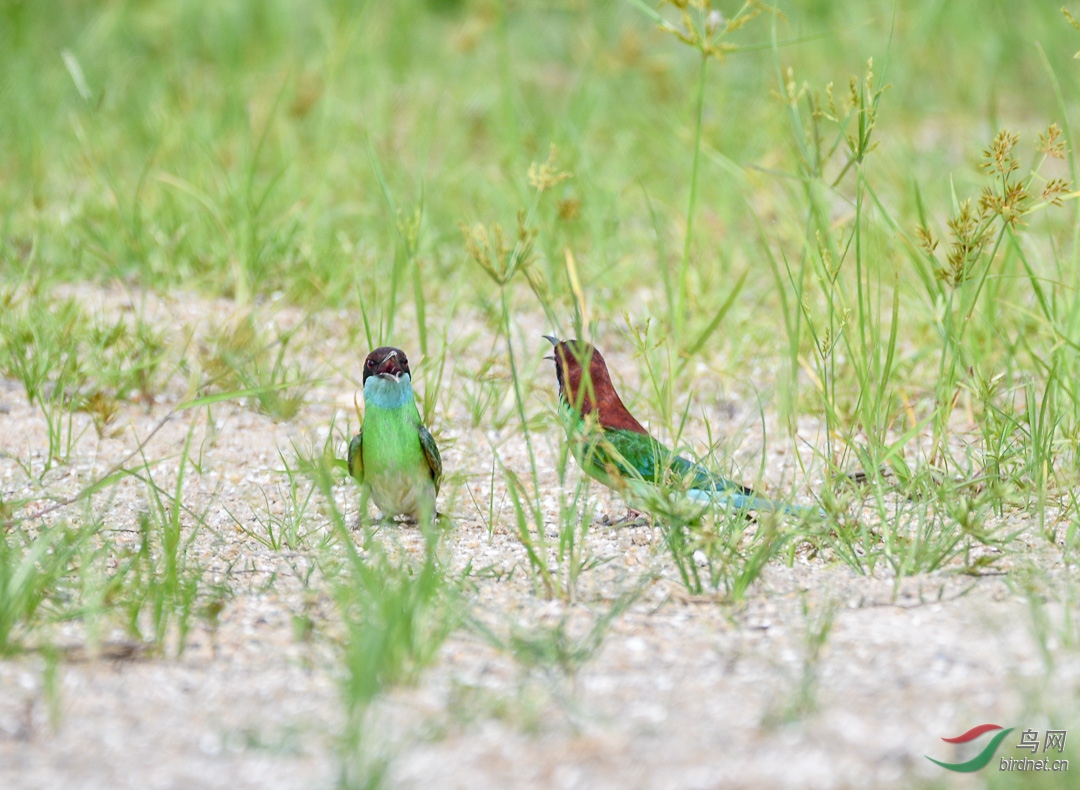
[1,284,1077,789]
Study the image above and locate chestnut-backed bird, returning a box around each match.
[544,337,812,518]
[348,347,442,523]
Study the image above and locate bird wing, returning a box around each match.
[584,422,816,517]
[418,424,442,494]
[347,431,363,483]
[598,429,784,506]
[580,428,667,487]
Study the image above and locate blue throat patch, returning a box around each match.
[364,372,414,409]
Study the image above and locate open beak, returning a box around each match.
[375,351,405,380]
[542,334,558,361]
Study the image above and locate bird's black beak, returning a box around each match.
[542,334,558,361]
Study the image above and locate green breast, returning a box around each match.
[361,403,428,476]
[362,403,437,516]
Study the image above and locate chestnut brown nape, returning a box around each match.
[555,340,601,370]
[553,341,599,397]
[550,340,647,434]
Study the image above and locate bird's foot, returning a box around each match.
[354,513,395,532]
[395,511,446,528]
[601,508,650,527]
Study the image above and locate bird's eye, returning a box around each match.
[401,357,408,367]
[366,359,375,368]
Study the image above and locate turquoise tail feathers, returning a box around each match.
[686,481,821,517]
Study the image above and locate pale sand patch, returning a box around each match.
[1,283,1075,789]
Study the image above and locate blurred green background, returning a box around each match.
[4,0,1076,304]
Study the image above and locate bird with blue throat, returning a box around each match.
[543,336,816,520]
[347,346,442,524]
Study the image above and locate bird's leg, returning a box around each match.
[354,489,372,531]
